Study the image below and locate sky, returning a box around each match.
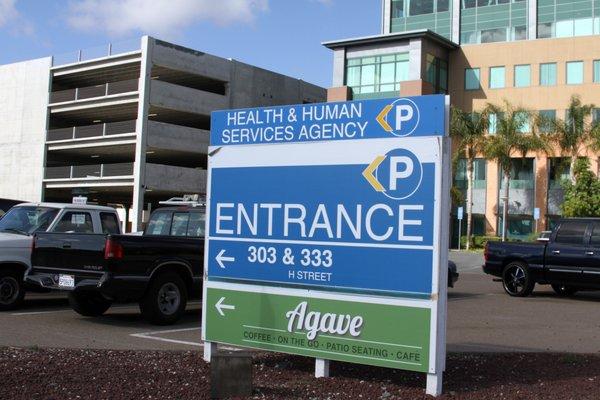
[0,0,382,88]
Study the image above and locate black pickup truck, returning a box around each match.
[26,204,205,325]
[484,218,600,297]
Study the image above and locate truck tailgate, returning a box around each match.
[31,233,108,290]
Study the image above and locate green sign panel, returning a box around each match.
[205,287,431,373]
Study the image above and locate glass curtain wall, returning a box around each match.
[345,53,410,99]
[461,0,528,44]
[538,0,600,38]
[391,0,453,39]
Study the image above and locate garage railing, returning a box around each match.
[47,120,137,142]
[44,163,135,179]
[49,79,139,103]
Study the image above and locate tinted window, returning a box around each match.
[0,206,59,234]
[590,224,600,246]
[187,212,206,237]
[53,212,94,233]
[146,211,172,235]
[555,221,588,245]
[100,213,120,234]
[170,213,190,237]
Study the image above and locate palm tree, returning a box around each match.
[484,101,549,241]
[548,95,597,183]
[450,107,488,249]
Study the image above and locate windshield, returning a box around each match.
[0,206,60,235]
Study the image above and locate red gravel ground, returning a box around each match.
[1,347,599,399]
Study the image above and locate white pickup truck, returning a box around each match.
[0,202,121,310]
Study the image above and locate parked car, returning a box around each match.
[0,203,121,310]
[483,218,600,297]
[27,199,205,325]
[448,260,459,288]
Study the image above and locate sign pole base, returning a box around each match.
[315,358,330,378]
[426,373,443,396]
[203,341,217,363]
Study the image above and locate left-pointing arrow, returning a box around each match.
[216,249,235,269]
[215,297,235,316]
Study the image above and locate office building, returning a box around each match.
[325,0,600,241]
[0,36,325,230]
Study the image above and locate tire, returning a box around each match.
[551,284,578,297]
[68,291,112,317]
[502,261,535,297]
[0,270,26,311]
[140,272,187,325]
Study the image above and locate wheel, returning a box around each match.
[140,272,187,325]
[0,270,26,311]
[68,291,112,317]
[551,284,578,297]
[502,261,535,297]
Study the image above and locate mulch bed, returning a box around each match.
[1,347,599,399]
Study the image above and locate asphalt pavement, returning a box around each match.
[1,251,599,354]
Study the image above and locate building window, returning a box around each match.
[489,66,505,89]
[425,55,449,94]
[465,68,480,90]
[593,108,600,124]
[410,0,434,16]
[549,157,570,188]
[489,113,497,134]
[538,110,556,133]
[460,0,527,44]
[512,26,527,41]
[516,111,530,133]
[566,61,584,85]
[390,1,453,39]
[540,63,557,86]
[514,64,530,87]
[594,60,600,83]
[391,0,405,18]
[345,53,409,98]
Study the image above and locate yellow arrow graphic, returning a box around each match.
[376,105,393,132]
[362,155,386,192]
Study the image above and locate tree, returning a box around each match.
[450,107,488,249]
[548,95,599,183]
[484,101,549,241]
[561,158,600,217]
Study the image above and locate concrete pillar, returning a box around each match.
[534,156,548,232]
[485,160,499,235]
[452,0,461,43]
[381,0,391,34]
[327,86,352,102]
[528,0,537,41]
[132,36,154,231]
[332,48,346,88]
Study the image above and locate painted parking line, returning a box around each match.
[131,327,204,347]
[130,327,241,351]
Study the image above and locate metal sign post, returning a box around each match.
[202,95,451,396]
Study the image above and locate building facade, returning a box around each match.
[325,0,600,242]
[0,36,325,230]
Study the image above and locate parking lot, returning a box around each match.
[1,251,599,354]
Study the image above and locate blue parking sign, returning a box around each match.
[205,95,449,296]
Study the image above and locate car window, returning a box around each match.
[53,211,94,233]
[0,206,59,234]
[170,213,190,237]
[146,211,172,236]
[590,224,600,246]
[187,212,206,237]
[555,221,588,245]
[100,212,120,234]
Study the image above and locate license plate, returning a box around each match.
[58,274,75,289]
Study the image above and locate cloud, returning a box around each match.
[0,0,34,35]
[66,0,270,38]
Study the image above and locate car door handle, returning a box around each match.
[62,242,71,249]
[552,250,560,254]
[585,251,594,256]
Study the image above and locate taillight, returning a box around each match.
[104,238,123,260]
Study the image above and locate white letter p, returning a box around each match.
[395,105,413,130]
[389,156,413,190]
